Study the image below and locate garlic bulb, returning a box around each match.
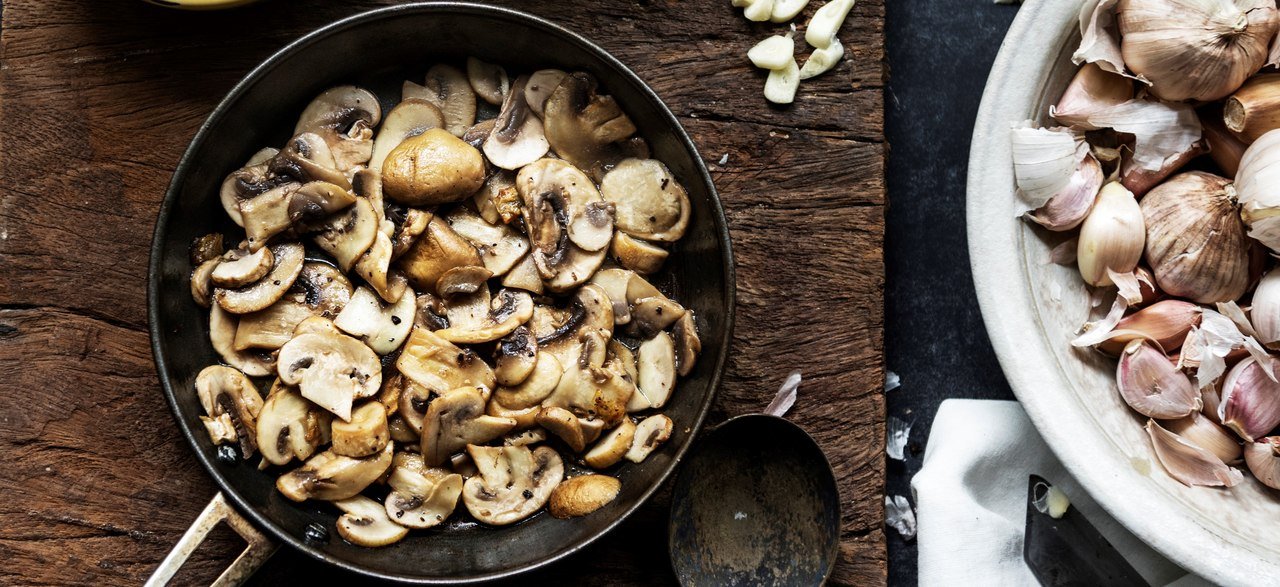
[1219,355,1280,441]
[1235,129,1280,253]
[1251,270,1280,347]
[1116,0,1279,102]
[1163,411,1242,463]
[1077,182,1145,287]
[1117,340,1201,418]
[1243,436,1280,489]
[1140,172,1249,303]
[1050,62,1134,129]
[1145,419,1244,487]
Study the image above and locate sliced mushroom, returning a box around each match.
[385,465,464,528]
[610,232,668,275]
[313,196,379,273]
[494,326,538,387]
[331,402,390,458]
[436,288,535,344]
[611,342,650,413]
[196,365,265,457]
[518,157,615,253]
[396,327,497,394]
[494,352,562,410]
[462,118,497,149]
[536,406,596,453]
[334,285,417,355]
[548,474,620,518]
[389,207,432,261]
[277,442,393,502]
[466,57,509,106]
[270,132,352,190]
[290,262,354,319]
[277,329,382,421]
[461,445,563,525]
[191,259,219,308]
[589,268,636,325]
[234,300,316,351]
[625,414,673,463]
[293,315,342,337]
[238,181,355,251]
[672,312,700,377]
[535,284,615,363]
[629,296,686,339]
[525,69,567,117]
[600,158,690,242]
[388,415,419,443]
[501,253,545,295]
[545,339,634,427]
[333,494,409,547]
[583,417,637,469]
[215,242,306,315]
[398,214,484,293]
[487,400,541,430]
[382,128,486,207]
[294,86,382,172]
[420,386,516,465]
[397,377,435,435]
[446,208,530,277]
[257,385,328,466]
[220,148,280,227]
[505,428,548,447]
[370,99,446,172]
[211,245,274,288]
[634,332,676,410]
[210,305,276,377]
[543,72,638,178]
[436,266,494,298]
[472,170,516,225]
[484,75,550,170]
[354,232,409,305]
[403,65,477,138]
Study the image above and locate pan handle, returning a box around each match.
[145,492,278,587]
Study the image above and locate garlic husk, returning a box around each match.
[1243,436,1280,489]
[1119,140,1207,198]
[1010,125,1087,209]
[1132,265,1161,307]
[1201,113,1248,178]
[1251,270,1280,347]
[1026,152,1103,231]
[1163,411,1243,464]
[1202,383,1225,424]
[1145,419,1244,487]
[1219,355,1280,441]
[1051,62,1135,130]
[1182,309,1253,389]
[1224,73,1280,142]
[1140,172,1249,304]
[1074,0,1147,82]
[1234,129,1280,253]
[1117,340,1201,418]
[1071,295,1129,347]
[1077,182,1145,287]
[1082,99,1201,173]
[799,38,844,80]
[1116,0,1279,102]
[1098,299,1201,354]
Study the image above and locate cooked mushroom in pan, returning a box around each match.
[187,60,699,547]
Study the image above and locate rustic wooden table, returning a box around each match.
[0,0,886,584]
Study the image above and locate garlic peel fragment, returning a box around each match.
[1073,0,1148,83]
[799,38,844,80]
[748,35,796,71]
[1082,99,1201,172]
[804,0,856,49]
[763,57,801,105]
[1009,125,1086,209]
[1070,295,1128,348]
[1145,419,1243,487]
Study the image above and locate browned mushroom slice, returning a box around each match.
[420,386,516,465]
[494,326,538,387]
[543,72,638,178]
[215,242,306,315]
[257,385,329,467]
[548,474,620,518]
[535,284,615,364]
[397,214,484,293]
[504,428,549,447]
[583,417,637,469]
[277,443,393,502]
[396,327,497,395]
[294,86,382,171]
[445,208,530,277]
[600,158,690,242]
[672,312,700,377]
[313,196,378,273]
[369,98,446,172]
[403,64,478,138]
[436,266,494,299]
[536,406,599,453]
[333,495,409,547]
[516,159,611,291]
[544,336,633,427]
[461,445,563,526]
[334,285,416,355]
[196,365,265,458]
[331,402,390,458]
[220,148,280,227]
[525,69,567,117]
[625,414,673,463]
[233,300,316,351]
[277,329,382,421]
[610,232,668,275]
[210,305,276,377]
[389,207,432,261]
[384,465,464,529]
[484,75,550,170]
[466,57,509,106]
[436,287,535,345]
[487,401,541,430]
[588,268,635,325]
[270,132,352,190]
[191,258,219,308]
[289,262,354,319]
[501,253,545,295]
[494,352,561,410]
[472,170,516,225]
[629,296,686,339]
[382,128,486,206]
[211,245,273,288]
[239,181,355,251]
[462,118,497,149]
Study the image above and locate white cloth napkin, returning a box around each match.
[911,399,1213,587]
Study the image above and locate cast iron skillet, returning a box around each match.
[147,3,735,583]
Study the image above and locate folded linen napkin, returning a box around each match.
[911,399,1211,587]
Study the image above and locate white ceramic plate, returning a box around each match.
[967,1,1280,584]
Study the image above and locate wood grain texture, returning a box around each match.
[0,0,886,584]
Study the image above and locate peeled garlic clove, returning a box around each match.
[748,35,795,71]
[1235,129,1280,253]
[1243,436,1280,489]
[744,0,775,22]
[771,0,810,22]
[804,0,855,49]
[799,38,844,80]
[1252,270,1280,348]
[1098,299,1201,355]
[1219,356,1280,442]
[1025,152,1103,232]
[1140,172,1249,304]
[1117,340,1200,419]
[1050,62,1134,130]
[1116,0,1279,102]
[1163,412,1242,464]
[763,57,800,105]
[1145,419,1244,488]
[1076,182,1144,287]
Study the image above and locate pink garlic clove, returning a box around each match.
[1243,436,1280,490]
[1025,152,1104,231]
[1162,412,1242,464]
[1145,420,1244,488]
[1117,340,1201,419]
[1219,356,1280,442]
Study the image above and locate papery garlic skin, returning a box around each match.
[1051,62,1135,129]
[1145,419,1244,487]
[1219,356,1280,441]
[1234,129,1280,253]
[1243,436,1280,489]
[1077,182,1145,287]
[1117,340,1201,419]
[1251,270,1280,348]
[748,35,796,70]
[1082,99,1201,173]
[1026,152,1103,231]
[1140,172,1250,304]
[1010,126,1086,209]
[1164,411,1242,464]
[1099,299,1201,354]
[1116,0,1279,102]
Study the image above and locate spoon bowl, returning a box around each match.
[668,414,840,586]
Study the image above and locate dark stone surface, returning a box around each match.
[884,1,1021,585]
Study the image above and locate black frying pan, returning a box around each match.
[146,3,735,582]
